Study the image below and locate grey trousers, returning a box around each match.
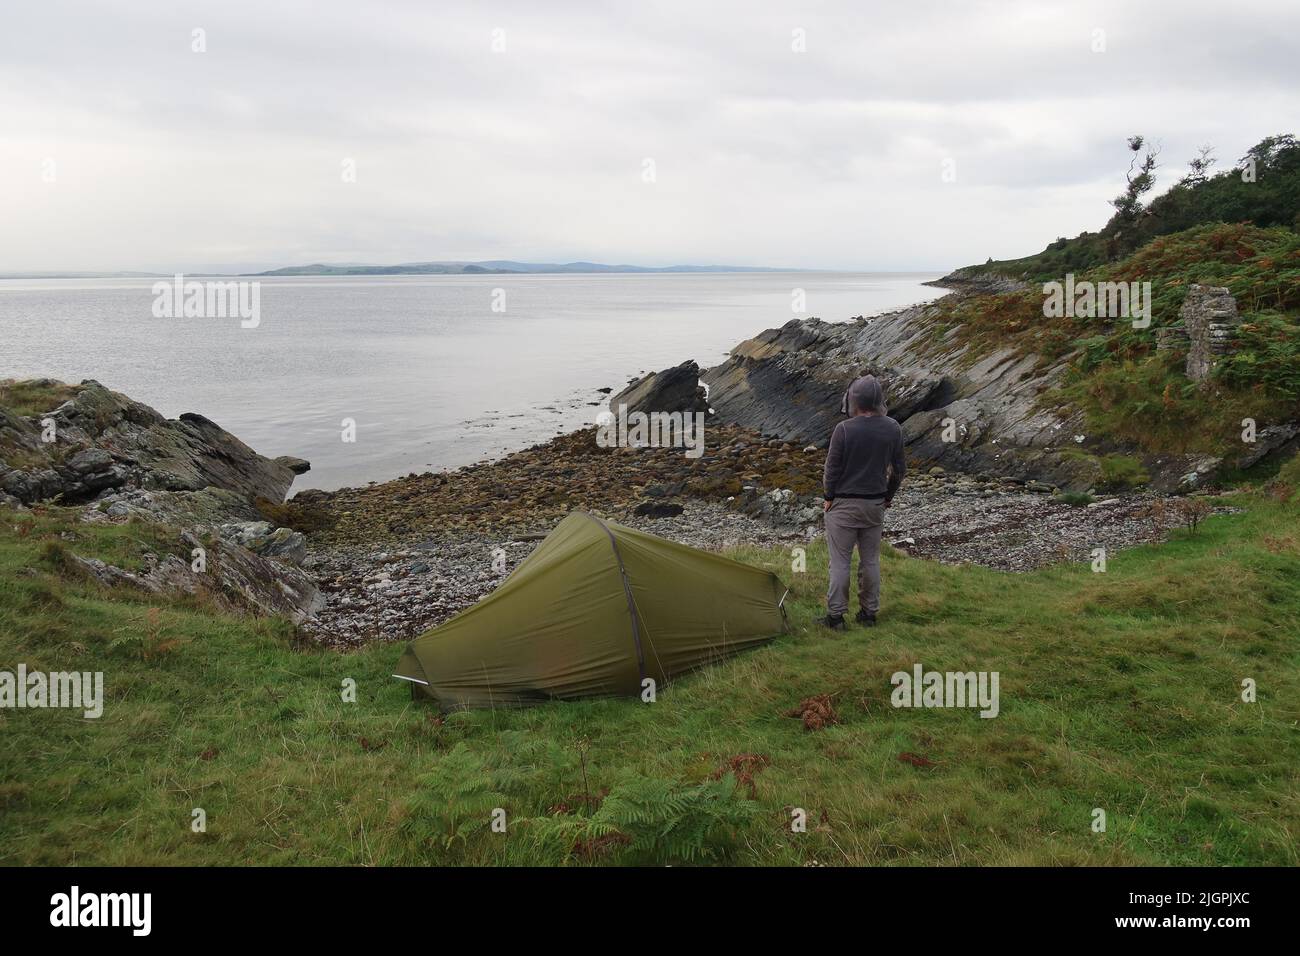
[824,498,886,617]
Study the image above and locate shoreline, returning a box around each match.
[3,260,1253,650]
[289,284,949,495]
[4,270,947,495]
[297,421,1228,648]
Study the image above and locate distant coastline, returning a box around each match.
[0,261,818,280]
[249,260,811,277]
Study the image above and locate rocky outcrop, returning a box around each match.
[74,488,320,622]
[702,300,1105,489]
[926,266,1031,296]
[220,520,309,565]
[609,360,710,415]
[0,379,307,506]
[1237,423,1300,470]
[71,529,322,624]
[1,379,322,624]
[698,275,1300,492]
[86,486,264,526]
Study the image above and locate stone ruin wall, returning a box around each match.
[1154,284,1241,383]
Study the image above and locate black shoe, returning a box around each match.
[855,610,877,627]
[821,614,847,631]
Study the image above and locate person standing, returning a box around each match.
[821,375,905,630]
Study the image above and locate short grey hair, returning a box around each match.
[849,375,885,414]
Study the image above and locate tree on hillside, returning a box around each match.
[1179,144,1217,187]
[970,132,1299,280]
[1111,136,1161,221]
[1240,134,1299,174]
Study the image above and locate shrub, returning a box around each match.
[575,773,758,864]
[1217,313,1300,401]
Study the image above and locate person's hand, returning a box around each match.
[883,498,892,509]
[823,499,832,511]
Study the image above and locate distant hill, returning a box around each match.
[251,260,800,277]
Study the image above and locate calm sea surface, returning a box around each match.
[0,272,941,491]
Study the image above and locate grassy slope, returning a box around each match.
[0,380,78,419]
[937,134,1300,462]
[2,491,1297,866]
[926,223,1300,457]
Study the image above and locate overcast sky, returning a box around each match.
[2,0,1296,273]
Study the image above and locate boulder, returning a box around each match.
[1237,423,1300,470]
[65,447,114,475]
[609,361,709,415]
[221,521,308,566]
[276,456,312,475]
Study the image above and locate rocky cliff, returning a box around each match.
[0,379,304,506]
[924,266,1030,296]
[688,277,1288,493]
[698,295,1114,491]
[1,378,321,622]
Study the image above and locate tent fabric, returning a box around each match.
[394,511,787,709]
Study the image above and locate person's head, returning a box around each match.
[848,375,885,415]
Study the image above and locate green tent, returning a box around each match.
[394,512,787,709]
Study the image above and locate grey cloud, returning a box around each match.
[0,0,1295,272]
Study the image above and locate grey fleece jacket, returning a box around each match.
[823,414,906,501]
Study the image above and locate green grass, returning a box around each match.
[0,379,78,418]
[935,223,1300,459]
[1,496,1298,866]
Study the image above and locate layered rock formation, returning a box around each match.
[686,277,1299,492]
[923,266,1030,296]
[699,299,1101,490]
